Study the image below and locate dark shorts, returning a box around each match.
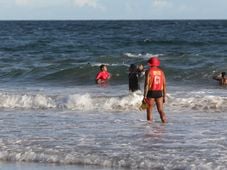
[147,90,163,99]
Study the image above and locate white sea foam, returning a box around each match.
[0,92,56,109]
[124,52,163,59]
[89,62,129,67]
[89,62,110,67]
[0,90,143,111]
[63,93,94,111]
[0,145,226,169]
[167,87,227,112]
[0,89,226,112]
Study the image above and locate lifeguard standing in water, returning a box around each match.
[96,64,111,84]
[143,57,167,123]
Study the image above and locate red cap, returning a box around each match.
[148,57,160,67]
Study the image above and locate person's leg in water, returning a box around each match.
[155,97,167,123]
[146,98,155,122]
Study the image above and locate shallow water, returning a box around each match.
[0,98,227,169]
[0,162,113,170]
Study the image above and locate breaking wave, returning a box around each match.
[0,91,226,112]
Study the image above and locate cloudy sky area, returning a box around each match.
[0,0,226,20]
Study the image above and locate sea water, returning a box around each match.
[0,20,227,169]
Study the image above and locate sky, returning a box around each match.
[0,0,227,20]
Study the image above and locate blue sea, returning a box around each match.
[0,20,227,170]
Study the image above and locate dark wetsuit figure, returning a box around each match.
[129,72,139,92]
[128,64,140,92]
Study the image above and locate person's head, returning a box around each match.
[100,64,107,71]
[148,57,160,67]
[221,72,226,78]
[137,64,144,72]
[129,64,137,72]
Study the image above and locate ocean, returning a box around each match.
[0,20,227,169]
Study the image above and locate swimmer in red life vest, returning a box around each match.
[143,57,167,123]
[96,64,111,84]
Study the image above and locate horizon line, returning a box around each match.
[0,19,227,21]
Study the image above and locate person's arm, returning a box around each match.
[128,74,132,91]
[96,79,104,84]
[96,72,102,84]
[213,74,221,81]
[107,72,111,79]
[143,70,149,100]
[162,72,167,103]
[224,78,227,85]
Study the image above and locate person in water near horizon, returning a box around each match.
[96,64,111,84]
[213,72,227,86]
[143,57,167,123]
